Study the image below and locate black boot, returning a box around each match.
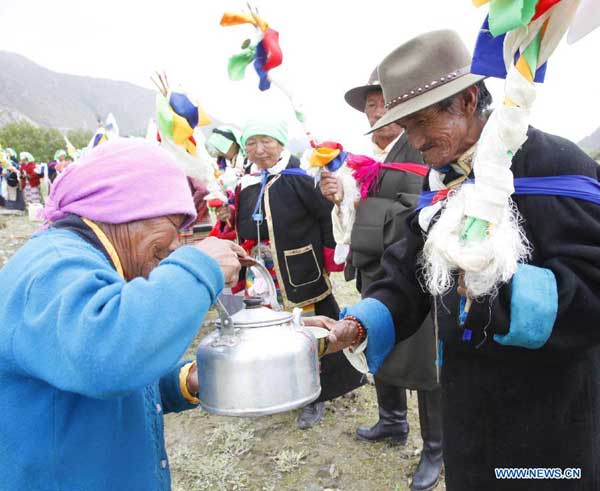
[297,401,325,430]
[356,378,409,444]
[411,388,443,491]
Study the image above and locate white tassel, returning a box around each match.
[335,166,361,244]
[423,184,530,298]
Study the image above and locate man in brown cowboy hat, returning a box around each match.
[320,69,443,491]
[307,29,600,490]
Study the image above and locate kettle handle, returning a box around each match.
[215,298,235,339]
[240,257,281,311]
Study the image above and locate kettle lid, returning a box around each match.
[220,298,293,328]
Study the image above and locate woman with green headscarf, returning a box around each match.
[49,149,68,182]
[205,125,249,236]
[205,125,246,173]
[233,120,365,429]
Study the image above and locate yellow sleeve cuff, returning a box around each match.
[178,362,200,405]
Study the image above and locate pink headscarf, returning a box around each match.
[43,138,197,228]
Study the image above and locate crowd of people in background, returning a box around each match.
[0,147,74,213]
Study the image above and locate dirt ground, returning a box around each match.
[0,213,445,491]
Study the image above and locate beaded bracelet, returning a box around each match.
[343,315,366,347]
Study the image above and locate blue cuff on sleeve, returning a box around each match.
[159,359,198,414]
[161,246,225,303]
[340,298,396,374]
[494,264,558,349]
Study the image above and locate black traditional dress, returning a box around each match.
[4,162,25,211]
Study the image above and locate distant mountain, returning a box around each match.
[579,127,600,152]
[0,51,155,136]
[0,107,37,127]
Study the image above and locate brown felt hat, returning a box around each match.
[370,30,485,133]
[344,68,383,113]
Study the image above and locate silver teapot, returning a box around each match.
[196,260,321,417]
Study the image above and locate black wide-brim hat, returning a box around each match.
[344,68,382,113]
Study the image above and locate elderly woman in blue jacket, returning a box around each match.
[0,138,244,491]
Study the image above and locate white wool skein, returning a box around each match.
[447,1,578,297]
[422,184,530,298]
[332,166,361,264]
[333,165,361,244]
[301,152,360,265]
[465,65,536,223]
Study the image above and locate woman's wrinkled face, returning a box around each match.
[245,135,284,169]
[398,96,472,169]
[115,214,185,280]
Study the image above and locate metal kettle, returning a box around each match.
[195,260,321,417]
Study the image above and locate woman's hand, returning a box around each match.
[303,316,359,354]
[319,170,342,204]
[216,205,232,223]
[194,237,247,287]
